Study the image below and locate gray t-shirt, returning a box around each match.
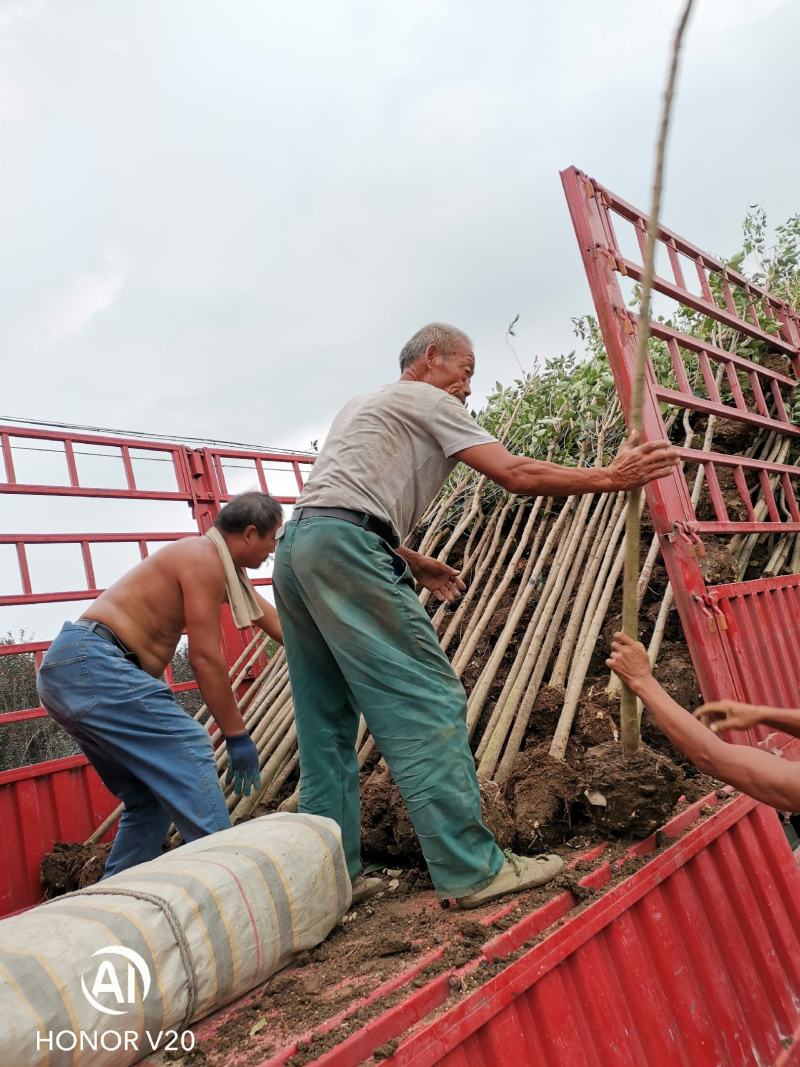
[296,381,497,541]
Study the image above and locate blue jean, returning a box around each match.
[36,622,231,877]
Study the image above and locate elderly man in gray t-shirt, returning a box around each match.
[273,323,678,907]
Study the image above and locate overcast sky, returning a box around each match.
[2,0,799,640]
[2,0,798,453]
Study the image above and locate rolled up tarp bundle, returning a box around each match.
[0,813,350,1066]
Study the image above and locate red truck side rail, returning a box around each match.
[561,165,800,744]
[152,779,800,1067]
[0,423,314,913]
[370,787,800,1067]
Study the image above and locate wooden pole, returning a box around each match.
[620,0,696,756]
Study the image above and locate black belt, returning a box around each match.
[293,507,398,547]
[77,620,142,669]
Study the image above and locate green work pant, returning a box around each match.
[272,516,504,898]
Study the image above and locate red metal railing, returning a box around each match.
[0,754,121,917]
[0,423,313,912]
[562,166,800,747]
[0,423,313,725]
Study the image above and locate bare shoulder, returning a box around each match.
[169,537,225,591]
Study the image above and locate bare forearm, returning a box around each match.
[191,656,246,735]
[254,594,283,644]
[759,706,800,740]
[458,438,678,499]
[505,457,614,497]
[636,677,800,810]
[635,677,725,770]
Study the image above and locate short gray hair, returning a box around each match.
[214,492,283,536]
[398,323,471,372]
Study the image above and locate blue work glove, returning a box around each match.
[224,732,261,797]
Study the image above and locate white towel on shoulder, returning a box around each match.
[206,526,264,629]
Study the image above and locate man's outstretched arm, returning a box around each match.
[694,698,800,741]
[607,632,800,812]
[456,431,678,497]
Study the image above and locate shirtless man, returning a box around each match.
[37,492,283,877]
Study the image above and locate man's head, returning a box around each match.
[398,323,475,403]
[214,492,283,569]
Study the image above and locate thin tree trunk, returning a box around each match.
[454,496,550,684]
[438,496,519,653]
[476,498,586,773]
[474,523,574,761]
[495,495,606,782]
[432,505,500,637]
[550,491,622,689]
[465,497,573,735]
[620,0,696,756]
[549,496,641,760]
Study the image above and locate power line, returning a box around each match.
[0,414,315,457]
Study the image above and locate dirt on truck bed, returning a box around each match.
[359,631,712,865]
[147,786,736,1067]
[150,630,718,1066]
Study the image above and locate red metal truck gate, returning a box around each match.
[0,422,313,914]
[562,166,800,744]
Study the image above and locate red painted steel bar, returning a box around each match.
[63,439,79,486]
[652,385,796,437]
[561,165,800,716]
[0,532,192,544]
[648,319,797,387]
[596,181,800,332]
[1,423,314,737]
[621,254,797,355]
[561,168,732,699]
[0,533,193,607]
[387,797,800,1067]
[0,483,193,501]
[0,755,119,915]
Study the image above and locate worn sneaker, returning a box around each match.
[456,851,564,909]
[350,873,385,906]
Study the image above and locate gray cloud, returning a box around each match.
[1,0,797,452]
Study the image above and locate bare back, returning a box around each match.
[82,537,226,677]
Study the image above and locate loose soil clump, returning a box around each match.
[574,689,620,748]
[362,768,515,858]
[653,640,703,710]
[507,744,581,850]
[700,541,738,586]
[526,685,566,741]
[40,841,111,896]
[581,742,685,838]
